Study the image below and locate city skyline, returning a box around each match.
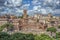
[0,0,60,16]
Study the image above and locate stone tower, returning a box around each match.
[23,10,28,19]
[23,10,28,26]
[47,13,52,21]
[48,13,52,18]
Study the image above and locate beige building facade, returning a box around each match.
[0,10,60,33]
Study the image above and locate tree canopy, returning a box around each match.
[58,26,60,28]
[0,23,14,32]
[0,32,11,40]
[56,32,60,40]
[47,27,57,33]
[47,27,57,36]
[35,34,54,40]
[0,32,56,40]
[10,33,34,40]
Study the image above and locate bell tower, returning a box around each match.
[48,13,52,18]
[22,10,28,25]
[47,13,53,22]
[23,10,28,19]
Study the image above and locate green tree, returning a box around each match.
[56,32,60,40]
[10,33,34,40]
[0,32,11,40]
[0,24,6,31]
[6,23,14,31]
[24,33,34,40]
[58,26,60,28]
[18,16,23,18]
[35,34,54,40]
[0,23,14,32]
[47,27,57,36]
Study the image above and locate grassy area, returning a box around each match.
[0,32,57,40]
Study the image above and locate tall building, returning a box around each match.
[47,13,53,22]
[23,10,28,19]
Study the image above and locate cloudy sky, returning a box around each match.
[0,0,60,16]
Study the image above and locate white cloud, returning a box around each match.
[32,0,41,5]
[23,4,30,7]
[15,8,23,13]
[1,0,60,15]
[46,7,53,13]
[32,0,38,4]
[56,1,60,5]
[33,5,41,10]
[27,10,33,15]
[33,6,38,10]
[53,9,60,14]
[31,0,60,14]
[21,4,30,9]
[45,0,52,3]
[40,9,47,14]
[5,0,22,7]
[32,5,54,14]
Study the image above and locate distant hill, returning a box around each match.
[53,14,60,16]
